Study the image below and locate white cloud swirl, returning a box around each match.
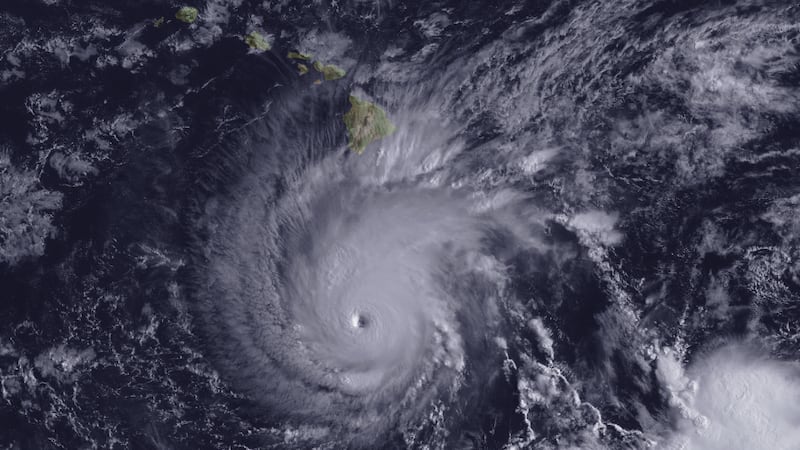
[188,95,540,446]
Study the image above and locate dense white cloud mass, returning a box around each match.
[658,345,800,450]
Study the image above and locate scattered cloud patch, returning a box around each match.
[0,153,63,266]
[569,210,623,246]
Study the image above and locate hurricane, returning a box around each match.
[185,88,546,446]
[2,0,800,449]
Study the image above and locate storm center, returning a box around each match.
[351,312,369,329]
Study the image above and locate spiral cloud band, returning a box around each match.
[188,96,540,446]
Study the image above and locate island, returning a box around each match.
[342,95,395,154]
[244,32,270,51]
[287,51,312,61]
[175,6,199,24]
[313,61,346,80]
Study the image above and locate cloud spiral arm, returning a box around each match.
[185,93,536,446]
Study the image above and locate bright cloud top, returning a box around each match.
[659,345,800,450]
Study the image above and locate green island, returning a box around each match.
[175,6,199,24]
[313,61,346,80]
[286,51,345,80]
[343,95,395,154]
[244,31,270,51]
[287,51,312,61]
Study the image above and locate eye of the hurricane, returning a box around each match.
[351,312,369,329]
[193,139,517,446]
